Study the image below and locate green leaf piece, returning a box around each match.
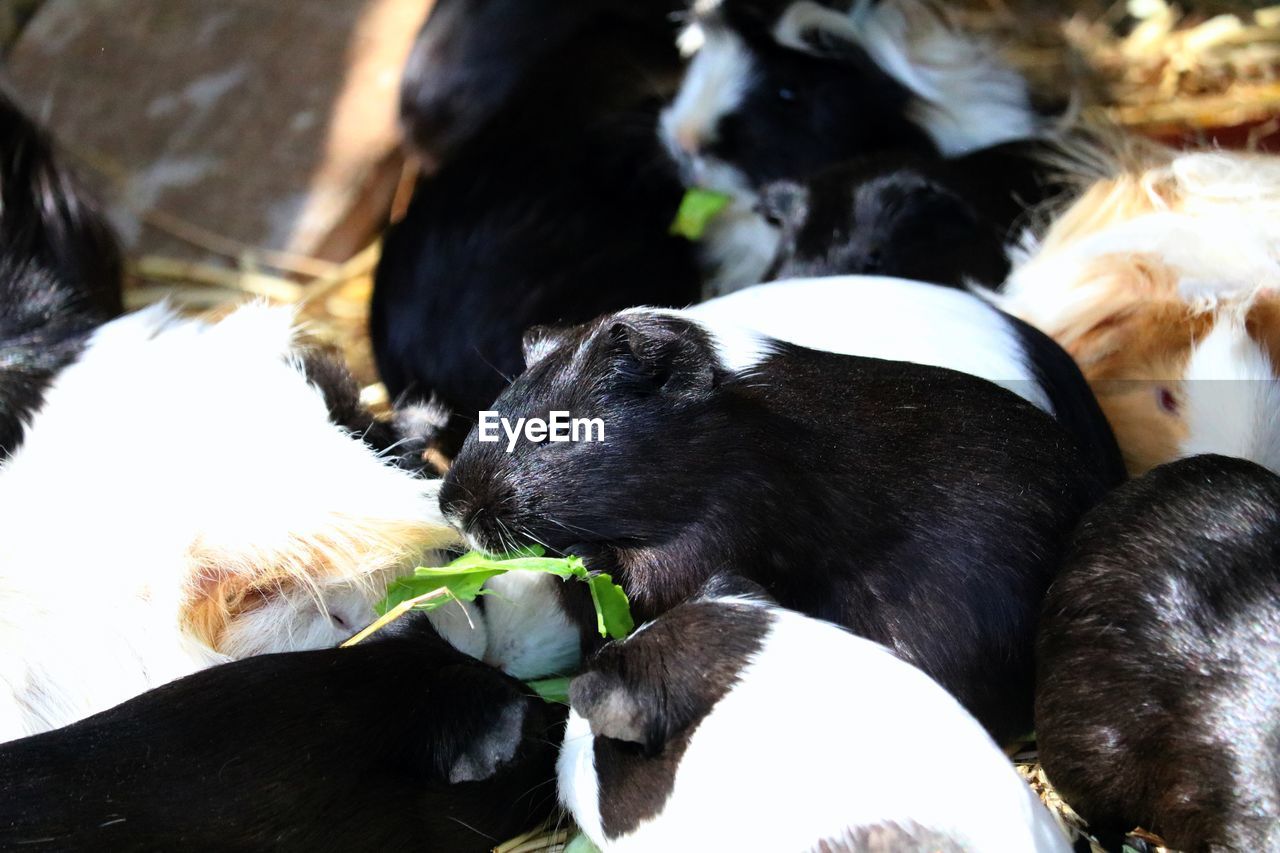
[565,834,603,853]
[373,546,634,640]
[586,572,634,639]
[525,677,572,705]
[669,188,732,240]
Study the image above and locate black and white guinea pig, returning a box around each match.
[760,142,1063,287]
[559,576,1070,852]
[682,277,1126,484]
[661,0,1042,292]
[440,293,1114,743]
[372,0,701,455]
[1036,454,1280,852]
[0,620,562,852]
[0,91,123,458]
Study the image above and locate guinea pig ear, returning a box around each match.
[757,180,810,230]
[773,1,870,64]
[607,319,715,395]
[522,324,570,368]
[570,670,669,756]
[696,573,776,606]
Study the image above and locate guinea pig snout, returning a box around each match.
[438,474,519,552]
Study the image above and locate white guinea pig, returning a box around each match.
[0,304,462,741]
[559,576,1070,853]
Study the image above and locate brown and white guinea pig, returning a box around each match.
[439,292,1115,744]
[661,0,1043,293]
[559,575,1070,852]
[0,91,123,459]
[760,141,1065,287]
[0,618,562,852]
[993,146,1280,477]
[0,303,467,742]
[1036,454,1280,852]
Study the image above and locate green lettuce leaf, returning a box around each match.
[669,188,732,240]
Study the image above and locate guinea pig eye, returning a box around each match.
[1157,387,1180,415]
[777,87,798,103]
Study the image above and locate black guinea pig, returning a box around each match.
[0,90,123,458]
[399,0,684,170]
[560,575,1071,852]
[372,0,701,455]
[0,619,562,853]
[1036,454,1280,852]
[760,142,1064,287]
[661,0,1043,292]
[440,302,1113,743]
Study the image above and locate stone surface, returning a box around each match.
[1,0,430,266]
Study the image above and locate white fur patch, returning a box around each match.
[698,202,781,298]
[681,277,1054,413]
[1182,317,1280,474]
[773,0,1038,156]
[559,603,1069,852]
[479,571,581,680]
[659,28,755,194]
[0,304,460,741]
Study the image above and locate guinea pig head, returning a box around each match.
[761,166,1007,284]
[660,0,927,196]
[1008,259,1280,476]
[660,0,1034,195]
[439,311,741,559]
[559,576,774,839]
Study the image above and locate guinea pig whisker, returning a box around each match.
[443,815,499,842]
[542,514,612,544]
[472,346,514,385]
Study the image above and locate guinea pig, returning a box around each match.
[0,91,123,459]
[372,0,701,457]
[1035,454,1280,852]
[661,0,1042,293]
[0,303,463,742]
[682,277,1126,484]
[440,298,1114,743]
[399,0,685,170]
[559,575,1070,852]
[760,141,1065,287]
[993,146,1280,476]
[0,619,562,852]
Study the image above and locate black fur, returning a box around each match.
[399,0,681,168]
[0,621,562,852]
[0,93,123,458]
[294,347,445,474]
[1007,315,1128,489]
[1036,454,1280,852]
[441,310,1110,742]
[687,2,936,190]
[761,143,1063,286]
[372,1,701,456]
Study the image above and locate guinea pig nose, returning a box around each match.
[437,476,470,525]
[673,125,702,156]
